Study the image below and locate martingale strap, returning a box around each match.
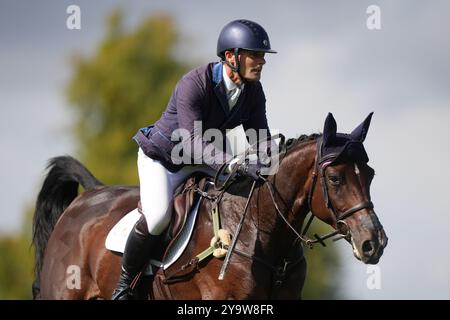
[196,205,223,261]
[164,203,231,284]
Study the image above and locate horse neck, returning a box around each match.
[272,140,317,209]
[253,140,317,251]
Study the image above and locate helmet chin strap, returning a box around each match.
[223,48,247,84]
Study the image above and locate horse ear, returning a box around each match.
[350,112,373,142]
[323,112,337,146]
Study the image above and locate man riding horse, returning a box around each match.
[112,19,277,300]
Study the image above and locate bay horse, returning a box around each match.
[32,113,388,299]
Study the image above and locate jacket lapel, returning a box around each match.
[228,87,246,118]
[211,62,249,130]
[220,88,247,129]
[212,62,231,116]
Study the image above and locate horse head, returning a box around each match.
[304,113,388,264]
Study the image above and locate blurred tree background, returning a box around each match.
[0,10,340,299]
[0,209,34,299]
[67,10,189,186]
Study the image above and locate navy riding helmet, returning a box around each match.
[217,19,277,73]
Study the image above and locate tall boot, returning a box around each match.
[111,215,158,300]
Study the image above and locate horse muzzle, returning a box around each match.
[349,213,388,264]
[363,227,388,264]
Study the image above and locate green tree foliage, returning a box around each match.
[66,10,190,185]
[0,237,34,299]
[302,222,342,299]
[0,209,34,299]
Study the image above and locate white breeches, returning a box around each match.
[137,148,215,235]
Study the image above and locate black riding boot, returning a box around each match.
[111,215,159,300]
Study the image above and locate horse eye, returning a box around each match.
[328,174,341,185]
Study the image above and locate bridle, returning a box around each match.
[297,137,374,247]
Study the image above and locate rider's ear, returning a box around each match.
[350,112,373,142]
[323,112,337,147]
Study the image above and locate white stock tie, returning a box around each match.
[228,87,241,110]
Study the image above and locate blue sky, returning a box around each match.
[1,0,449,299]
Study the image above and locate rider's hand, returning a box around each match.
[236,161,265,181]
[225,158,240,174]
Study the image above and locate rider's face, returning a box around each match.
[225,49,266,83]
[239,50,266,82]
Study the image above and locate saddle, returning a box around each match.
[105,173,222,299]
[165,173,211,247]
[130,173,213,269]
[142,174,214,299]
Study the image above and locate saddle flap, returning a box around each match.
[170,174,211,238]
[161,176,213,270]
[171,176,197,238]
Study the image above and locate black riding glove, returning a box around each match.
[237,161,265,181]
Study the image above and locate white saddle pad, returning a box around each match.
[105,208,141,253]
[105,194,203,271]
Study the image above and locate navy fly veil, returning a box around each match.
[321,112,373,164]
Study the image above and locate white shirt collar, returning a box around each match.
[222,64,243,93]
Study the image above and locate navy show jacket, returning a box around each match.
[133,62,271,171]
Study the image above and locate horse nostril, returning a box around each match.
[362,240,374,255]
